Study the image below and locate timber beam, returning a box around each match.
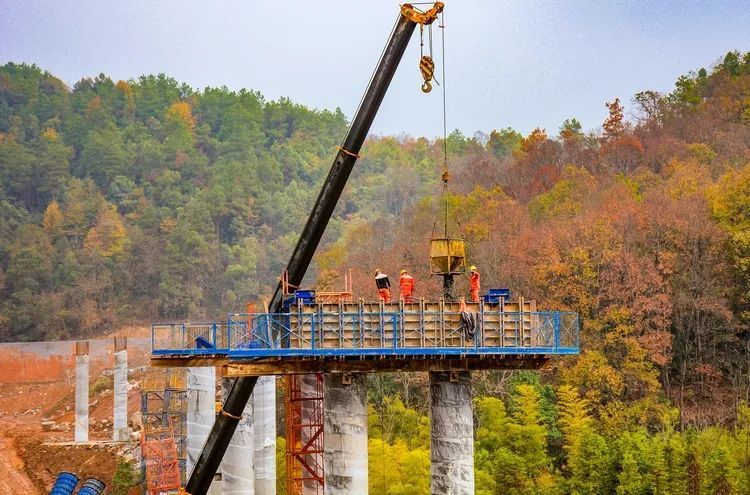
[149,354,552,376]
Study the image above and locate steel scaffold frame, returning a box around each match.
[285,373,325,495]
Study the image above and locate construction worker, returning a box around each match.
[399,269,415,302]
[374,269,392,303]
[469,265,481,302]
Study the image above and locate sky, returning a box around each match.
[1,0,749,139]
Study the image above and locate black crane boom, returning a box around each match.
[184,4,443,493]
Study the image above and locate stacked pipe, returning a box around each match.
[76,478,106,495]
[49,472,78,495]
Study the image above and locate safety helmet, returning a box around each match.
[375,269,381,276]
[400,269,407,275]
[470,265,477,271]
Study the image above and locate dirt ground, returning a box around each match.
[0,328,150,494]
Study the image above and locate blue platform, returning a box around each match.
[151,301,579,374]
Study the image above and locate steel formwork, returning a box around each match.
[151,302,579,360]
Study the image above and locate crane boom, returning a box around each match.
[184,4,443,494]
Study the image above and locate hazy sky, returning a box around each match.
[1,1,748,138]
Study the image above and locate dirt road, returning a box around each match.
[0,433,38,494]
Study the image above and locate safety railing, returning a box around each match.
[151,322,231,355]
[152,310,579,357]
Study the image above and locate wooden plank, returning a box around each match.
[151,357,228,368]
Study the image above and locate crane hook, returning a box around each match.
[420,55,435,93]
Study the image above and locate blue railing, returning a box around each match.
[152,310,579,358]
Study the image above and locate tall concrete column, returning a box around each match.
[113,336,128,441]
[75,341,89,442]
[253,375,276,495]
[222,377,254,495]
[187,367,216,478]
[430,371,474,495]
[324,374,368,495]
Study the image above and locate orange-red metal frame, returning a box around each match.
[285,374,325,495]
[141,422,181,495]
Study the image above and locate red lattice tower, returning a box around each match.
[285,373,325,495]
[141,423,181,494]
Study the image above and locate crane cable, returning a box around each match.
[440,10,447,177]
[431,10,453,240]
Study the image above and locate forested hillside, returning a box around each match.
[2,51,750,493]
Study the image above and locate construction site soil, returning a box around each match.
[0,327,150,494]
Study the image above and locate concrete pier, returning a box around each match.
[187,367,216,477]
[75,341,89,442]
[324,374,368,495]
[429,371,474,495]
[253,375,276,495]
[222,378,254,495]
[113,336,128,441]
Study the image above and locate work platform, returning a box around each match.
[151,299,579,374]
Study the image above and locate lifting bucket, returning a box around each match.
[429,238,466,275]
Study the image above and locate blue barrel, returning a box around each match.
[76,478,105,495]
[49,472,78,495]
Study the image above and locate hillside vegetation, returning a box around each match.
[2,51,750,493]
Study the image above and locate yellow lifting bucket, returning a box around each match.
[429,237,466,275]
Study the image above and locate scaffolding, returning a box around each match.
[141,421,182,495]
[281,277,354,495]
[285,374,325,495]
[141,369,188,483]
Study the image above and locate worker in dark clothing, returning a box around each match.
[399,269,415,302]
[375,269,392,303]
[469,265,481,302]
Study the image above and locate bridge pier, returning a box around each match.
[324,373,368,495]
[429,371,474,495]
[221,377,255,495]
[253,375,276,495]
[187,367,217,483]
[75,341,89,442]
[113,337,128,441]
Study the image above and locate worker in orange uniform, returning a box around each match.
[469,265,481,302]
[399,269,415,302]
[374,269,392,303]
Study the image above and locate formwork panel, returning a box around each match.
[151,298,580,374]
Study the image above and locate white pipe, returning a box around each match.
[253,375,276,495]
[187,367,216,477]
[324,374,368,495]
[222,378,254,495]
[113,349,128,441]
[430,371,474,495]
[75,354,89,442]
